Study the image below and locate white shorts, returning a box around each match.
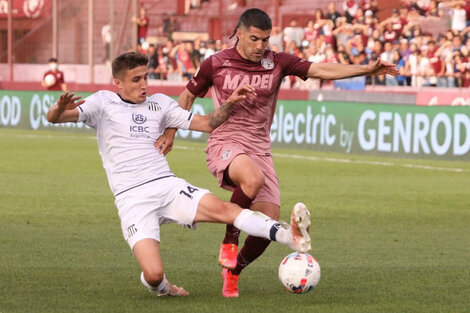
[114,176,210,250]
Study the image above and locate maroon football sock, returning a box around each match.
[223,186,254,245]
[231,235,271,276]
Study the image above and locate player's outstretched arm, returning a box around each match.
[307,58,399,80]
[189,85,256,133]
[47,91,84,124]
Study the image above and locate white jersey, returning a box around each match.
[77,90,194,196]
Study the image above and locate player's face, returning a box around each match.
[115,65,148,103]
[237,26,271,62]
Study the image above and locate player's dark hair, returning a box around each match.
[112,52,148,79]
[48,57,58,63]
[229,8,272,44]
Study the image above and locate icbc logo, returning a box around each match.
[129,125,149,133]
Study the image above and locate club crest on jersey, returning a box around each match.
[221,149,232,160]
[132,113,147,124]
[261,58,274,69]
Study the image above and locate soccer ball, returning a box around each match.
[278,252,321,294]
[44,74,56,87]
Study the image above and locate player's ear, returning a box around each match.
[113,78,121,88]
[236,27,242,39]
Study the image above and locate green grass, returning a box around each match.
[0,128,469,313]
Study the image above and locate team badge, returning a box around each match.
[132,113,147,124]
[261,58,274,69]
[23,0,44,19]
[221,149,232,160]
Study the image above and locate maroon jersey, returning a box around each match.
[187,47,311,153]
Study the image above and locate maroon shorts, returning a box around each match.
[205,144,280,206]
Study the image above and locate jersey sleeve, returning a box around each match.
[157,94,194,130]
[77,92,103,128]
[186,56,213,97]
[278,52,312,80]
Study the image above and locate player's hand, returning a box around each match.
[57,91,85,110]
[226,84,257,104]
[154,128,176,155]
[367,58,399,76]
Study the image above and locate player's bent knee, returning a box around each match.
[242,172,265,195]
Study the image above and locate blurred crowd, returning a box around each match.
[135,0,470,88]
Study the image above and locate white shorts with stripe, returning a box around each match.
[114,176,210,250]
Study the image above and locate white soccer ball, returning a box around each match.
[278,252,321,294]
[44,74,56,86]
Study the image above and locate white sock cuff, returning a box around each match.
[233,209,253,230]
[140,272,167,292]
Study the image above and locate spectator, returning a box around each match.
[426,0,441,16]
[399,38,412,63]
[283,18,305,47]
[405,43,420,86]
[380,41,394,64]
[204,39,216,59]
[163,13,179,40]
[333,17,354,47]
[186,41,201,70]
[101,23,112,64]
[154,45,169,80]
[417,45,432,86]
[343,0,359,23]
[147,44,158,79]
[132,7,149,44]
[163,39,180,81]
[42,58,67,92]
[321,19,336,46]
[427,40,446,86]
[269,26,284,51]
[326,1,342,24]
[360,0,379,13]
[451,1,467,31]
[393,50,408,85]
[456,46,470,87]
[337,44,352,64]
[170,42,196,82]
[304,19,320,42]
[193,37,205,64]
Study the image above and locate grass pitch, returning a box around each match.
[0,128,469,313]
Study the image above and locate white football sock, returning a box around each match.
[233,209,291,245]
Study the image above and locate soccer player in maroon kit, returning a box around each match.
[155,8,398,297]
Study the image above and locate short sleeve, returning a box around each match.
[156,94,194,130]
[186,56,213,97]
[77,92,103,128]
[278,52,312,80]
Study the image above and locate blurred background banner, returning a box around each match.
[2,89,468,160]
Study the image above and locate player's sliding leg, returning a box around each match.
[219,155,263,269]
[230,201,279,275]
[133,238,188,296]
[195,194,312,254]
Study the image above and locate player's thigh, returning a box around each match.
[251,201,280,220]
[227,154,265,189]
[133,238,164,281]
[194,193,241,224]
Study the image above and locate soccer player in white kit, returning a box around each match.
[46,52,312,297]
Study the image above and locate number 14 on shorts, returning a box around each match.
[180,186,199,199]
